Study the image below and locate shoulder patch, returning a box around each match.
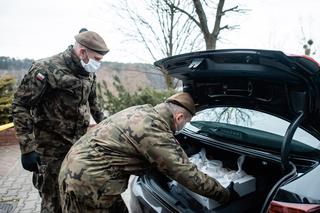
[36,72,45,81]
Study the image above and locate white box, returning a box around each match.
[233,175,256,197]
[183,151,256,210]
[178,175,256,210]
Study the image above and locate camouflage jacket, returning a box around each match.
[59,103,229,208]
[12,46,104,154]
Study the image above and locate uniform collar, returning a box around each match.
[154,103,175,133]
[63,45,90,77]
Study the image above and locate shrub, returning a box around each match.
[0,75,16,125]
[97,76,175,115]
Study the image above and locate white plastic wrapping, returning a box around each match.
[176,149,256,210]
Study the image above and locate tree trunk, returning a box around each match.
[205,36,215,50]
[164,72,174,89]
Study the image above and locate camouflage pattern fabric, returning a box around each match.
[33,155,63,213]
[59,103,229,212]
[32,130,75,212]
[12,45,104,155]
[12,46,105,212]
[61,193,128,213]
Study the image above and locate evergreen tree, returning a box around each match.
[0,75,16,124]
[97,75,175,115]
[0,56,33,70]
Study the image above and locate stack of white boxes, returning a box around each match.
[178,149,256,210]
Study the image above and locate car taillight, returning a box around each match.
[268,201,320,213]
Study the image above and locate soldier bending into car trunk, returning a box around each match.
[58,92,239,213]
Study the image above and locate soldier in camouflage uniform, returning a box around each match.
[59,92,239,213]
[12,29,109,213]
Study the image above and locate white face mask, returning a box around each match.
[81,58,101,73]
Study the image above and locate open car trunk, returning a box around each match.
[133,49,320,212]
[134,132,317,213]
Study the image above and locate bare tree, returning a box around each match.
[112,0,203,88]
[102,0,252,122]
[109,0,248,88]
[303,39,314,56]
[194,107,253,126]
[300,25,317,56]
[173,0,248,50]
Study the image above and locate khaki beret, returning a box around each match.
[75,30,109,55]
[166,92,195,116]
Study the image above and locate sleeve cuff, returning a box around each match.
[17,133,37,154]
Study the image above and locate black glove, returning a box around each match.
[21,151,40,172]
[226,181,240,203]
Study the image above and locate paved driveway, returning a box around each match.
[0,143,134,213]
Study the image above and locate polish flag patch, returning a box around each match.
[36,73,45,81]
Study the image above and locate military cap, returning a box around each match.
[75,30,109,55]
[166,92,195,116]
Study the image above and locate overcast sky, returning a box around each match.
[0,0,319,63]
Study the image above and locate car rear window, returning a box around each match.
[188,107,320,157]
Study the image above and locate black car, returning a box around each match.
[130,49,320,213]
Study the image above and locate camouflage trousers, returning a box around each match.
[60,193,128,213]
[33,157,64,213]
[32,129,74,212]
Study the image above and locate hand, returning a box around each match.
[226,181,240,203]
[21,151,40,172]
